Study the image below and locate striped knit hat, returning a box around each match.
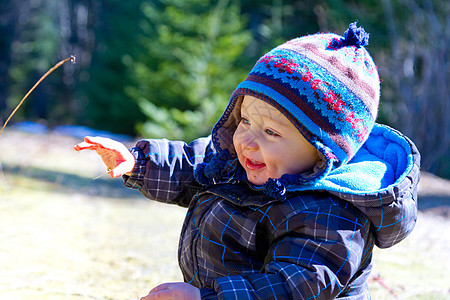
[211,22,380,182]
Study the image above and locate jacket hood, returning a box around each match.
[196,123,420,249]
[292,123,420,248]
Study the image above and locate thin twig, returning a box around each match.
[0,55,76,136]
[92,168,112,180]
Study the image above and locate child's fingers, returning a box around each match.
[148,283,171,294]
[142,282,200,300]
[139,290,168,299]
[74,136,125,152]
[84,135,107,145]
[73,141,98,151]
[84,136,124,150]
[109,160,134,178]
[74,136,103,151]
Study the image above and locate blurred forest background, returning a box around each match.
[0,0,448,178]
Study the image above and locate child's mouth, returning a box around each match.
[245,158,266,170]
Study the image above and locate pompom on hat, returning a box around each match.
[211,21,381,185]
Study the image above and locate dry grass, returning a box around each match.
[0,129,449,299]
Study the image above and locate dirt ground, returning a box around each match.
[0,129,449,299]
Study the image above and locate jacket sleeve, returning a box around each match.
[206,198,372,299]
[123,136,215,206]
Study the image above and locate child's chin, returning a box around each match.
[246,175,267,186]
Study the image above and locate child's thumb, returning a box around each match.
[110,160,134,178]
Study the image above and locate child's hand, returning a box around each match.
[74,136,135,178]
[139,282,201,300]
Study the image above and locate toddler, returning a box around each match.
[75,22,420,299]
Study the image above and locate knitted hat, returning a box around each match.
[211,22,380,184]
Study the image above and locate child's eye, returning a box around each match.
[241,117,250,125]
[265,128,280,137]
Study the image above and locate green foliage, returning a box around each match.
[82,0,146,135]
[126,0,251,141]
[7,0,61,120]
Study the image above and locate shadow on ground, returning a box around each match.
[418,195,450,218]
[4,161,450,213]
[1,162,139,199]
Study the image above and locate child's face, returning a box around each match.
[233,96,319,186]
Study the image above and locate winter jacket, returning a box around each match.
[124,123,420,299]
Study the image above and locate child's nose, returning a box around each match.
[242,131,259,151]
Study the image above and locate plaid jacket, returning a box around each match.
[124,125,419,299]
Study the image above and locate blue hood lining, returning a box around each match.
[290,124,414,196]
